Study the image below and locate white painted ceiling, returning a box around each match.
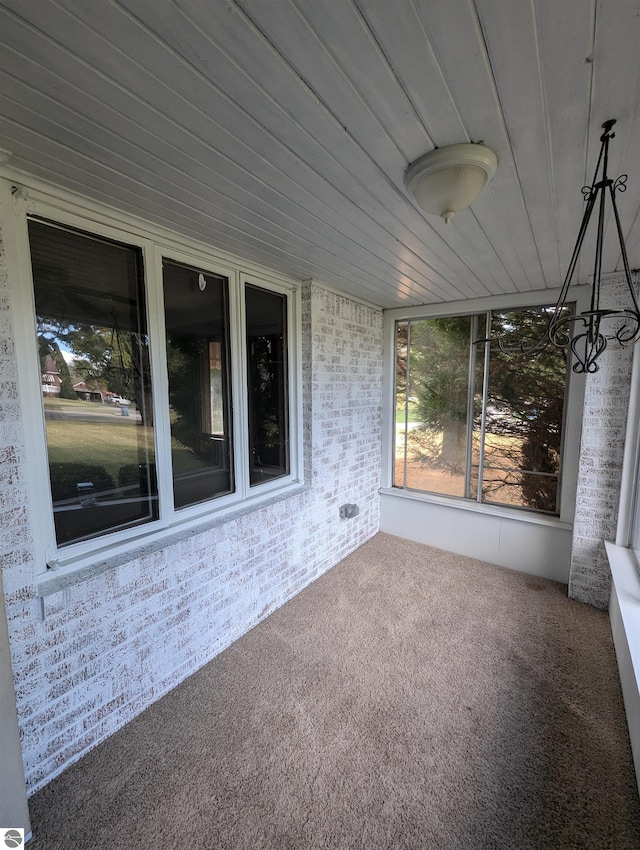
[1,0,640,309]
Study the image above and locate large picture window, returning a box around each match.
[25,214,299,565]
[29,219,158,546]
[395,307,570,515]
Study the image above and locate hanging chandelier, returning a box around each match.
[492,119,640,374]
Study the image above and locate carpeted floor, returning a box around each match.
[26,533,640,849]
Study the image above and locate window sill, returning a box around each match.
[605,540,640,793]
[605,540,640,690]
[379,486,573,530]
[37,483,311,598]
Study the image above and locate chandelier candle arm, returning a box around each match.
[484,119,640,374]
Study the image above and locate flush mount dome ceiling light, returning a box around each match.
[404,142,498,223]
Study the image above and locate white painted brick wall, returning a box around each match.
[568,275,638,608]
[0,206,383,793]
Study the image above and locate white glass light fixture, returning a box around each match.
[404,142,498,223]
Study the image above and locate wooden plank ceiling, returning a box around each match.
[1,0,639,309]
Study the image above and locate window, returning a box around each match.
[245,284,289,486]
[394,306,571,515]
[162,259,233,509]
[25,213,299,565]
[30,219,158,546]
[630,459,640,571]
[623,346,640,574]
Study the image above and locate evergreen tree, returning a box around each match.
[402,309,568,513]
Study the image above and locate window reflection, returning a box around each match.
[245,284,289,486]
[394,307,569,514]
[162,260,233,509]
[28,218,157,546]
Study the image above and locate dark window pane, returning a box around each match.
[245,284,289,486]
[28,218,157,546]
[162,260,233,509]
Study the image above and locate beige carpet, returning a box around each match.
[27,533,640,849]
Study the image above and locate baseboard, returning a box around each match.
[605,540,640,796]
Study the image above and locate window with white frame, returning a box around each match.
[394,306,571,515]
[162,258,234,510]
[25,213,299,562]
[624,347,640,574]
[628,466,640,574]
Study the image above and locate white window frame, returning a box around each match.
[381,288,591,526]
[617,343,640,561]
[603,313,640,798]
[4,178,303,584]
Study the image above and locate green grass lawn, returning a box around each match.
[44,396,134,414]
[45,418,154,482]
[45,413,212,481]
[395,400,421,424]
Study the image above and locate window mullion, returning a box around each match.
[147,245,174,523]
[403,321,411,489]
[287,284,303,483]
[230,273,250,498]
[464,316,477,498]
[476,312,492,504]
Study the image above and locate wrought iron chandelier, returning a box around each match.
[492,119,640,374]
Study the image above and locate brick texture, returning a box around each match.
[0,203,383,794]
[568,275,638,608]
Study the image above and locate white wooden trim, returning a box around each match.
[617,343,640,547]
[606,541,640,796]
[608,323,640,798]
[379,486,572,529]
[0,569,31,835]
[379,311,397,490]
[384,284,594,321]
[0,182,58,567]
[148,244,175,523]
